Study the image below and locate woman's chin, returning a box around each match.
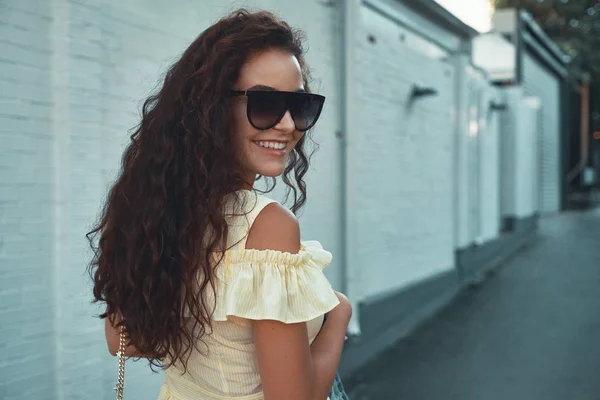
[255,165,286,178]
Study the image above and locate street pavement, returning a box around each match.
[345,209,600,400]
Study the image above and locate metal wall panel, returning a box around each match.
[522,53,561,213]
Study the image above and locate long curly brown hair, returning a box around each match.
[86,9,317,371]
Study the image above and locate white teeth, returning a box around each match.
[256,141,286,150]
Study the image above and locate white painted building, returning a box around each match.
[457,65,503,247]
[347,0,463,328]
[474,9,570,215]
[0,1,342,399]
[498,89,541,221]
[0,1,565,398]
[337,0,544,375]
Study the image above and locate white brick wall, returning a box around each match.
[247,0,344,290]
[1,0,544,397]
[0,1,342,399]
[349,5,456,305]
[1,1,58,399]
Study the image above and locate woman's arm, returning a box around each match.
[247,203,351,400]
[310,291,352,397]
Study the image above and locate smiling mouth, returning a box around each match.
[253,140,288,150]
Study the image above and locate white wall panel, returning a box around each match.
[522,53,561,213]
[455,65,499,247]
[349,5,456,305]
[499,87,540,220]
[479,86,502,242]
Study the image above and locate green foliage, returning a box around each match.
[492,0,600,83]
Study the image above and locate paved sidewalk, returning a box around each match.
[345,209,600,400]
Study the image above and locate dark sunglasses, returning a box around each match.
[231,90,325,132]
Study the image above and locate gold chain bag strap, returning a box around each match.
[115,326,127,400]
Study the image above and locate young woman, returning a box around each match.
[87,8,351,400]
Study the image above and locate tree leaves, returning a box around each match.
[493,0,600,82]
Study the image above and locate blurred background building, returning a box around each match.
[0,0,598,399]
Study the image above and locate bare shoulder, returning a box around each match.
[245,202,301,254]
[245,203,313,399]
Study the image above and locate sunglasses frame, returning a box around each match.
[231,90,325,132]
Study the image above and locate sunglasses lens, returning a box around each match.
[244,91,325,131]
[290,94,324,131]
[248,92,287,129]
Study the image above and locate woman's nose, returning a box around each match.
[274,110,296,132]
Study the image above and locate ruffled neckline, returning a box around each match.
[210,240,338,323]
[221,240,332,269]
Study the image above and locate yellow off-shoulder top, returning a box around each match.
[157,190,339,400]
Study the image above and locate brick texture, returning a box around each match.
[1,1,58,400]
[0,0,546,398]
[0,1,342,399]
[350,6,456,304]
